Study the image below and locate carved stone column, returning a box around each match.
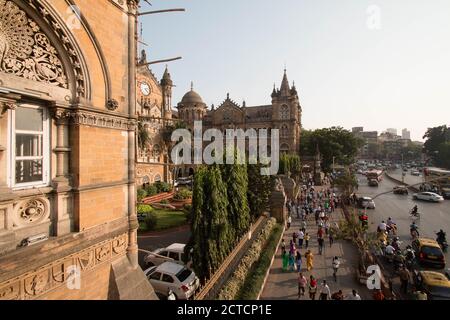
[50,106,72,236]
[127,0,139,269]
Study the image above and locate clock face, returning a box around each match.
[140,82,151,96]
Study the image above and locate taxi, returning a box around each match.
[413,271,450,300]
[412,238,446,269]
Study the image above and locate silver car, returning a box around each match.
[144,262,200,300]
[413,192,444,202]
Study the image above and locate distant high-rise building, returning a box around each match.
[386,128,397,136]
[402,128,411,140]
[352,127,364,134]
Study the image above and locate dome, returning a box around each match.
[181,89,204,105]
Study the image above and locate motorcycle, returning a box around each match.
[437,239,448,253]
[410,229,420,240]
[409,209,420,219]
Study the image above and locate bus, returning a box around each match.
[366,169,383,182]
[423,167,450,192]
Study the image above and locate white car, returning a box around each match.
[411,170,420,176]
[144,262,200,300]
[413,192,444,202]
[144,243,192,267]
[358,197,376,209]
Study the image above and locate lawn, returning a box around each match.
[139,209,188,232]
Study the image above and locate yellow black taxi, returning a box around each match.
[412,238,446,269]
[413,271,450,300]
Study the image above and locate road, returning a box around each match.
[137,226,191,270]
[356,173,450,265]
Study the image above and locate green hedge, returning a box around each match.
[144,213,157,231]
[236,224,283,300]
[137,189,147,202]
[217,218,278,300]
[154,181,172,193]
[137,204,154,215]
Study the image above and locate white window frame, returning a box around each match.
[8,104,50,189]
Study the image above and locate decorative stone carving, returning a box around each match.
[0,233,128,300]
[24,269,50,298]
[0,0,67,88]
[106,98,119,111]
[0,100,16,115]
[12,197,50,228]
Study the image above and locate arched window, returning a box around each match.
[280,105,290,120]
[154,174,162,182]
[151,144,161,162]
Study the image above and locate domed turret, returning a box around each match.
[177,82,207,125]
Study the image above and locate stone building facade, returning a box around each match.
[0,0,155,299]
[176,70,302,176]
[135,52,177,186]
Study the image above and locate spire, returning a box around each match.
[280,68,290,96]
[271,83,277,98]
[191,81,194,91]
[161,65,172,86]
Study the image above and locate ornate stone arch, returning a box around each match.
[0,0,91,100]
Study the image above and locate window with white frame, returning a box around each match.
[10,104,50,188]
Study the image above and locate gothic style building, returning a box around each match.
[176,70,302,176]
[0,0,155,299]
[135,51,176,186]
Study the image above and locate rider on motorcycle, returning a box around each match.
[410,222,419,238]
[387,217,397,234]
[392,237,401,251]
[378,221,387,233]
[436,229,447,244]
[410,205,419,216]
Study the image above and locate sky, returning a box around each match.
[140,0,450,141]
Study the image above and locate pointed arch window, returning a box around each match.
[280,105,290,120]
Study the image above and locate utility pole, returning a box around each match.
[401,153,405,184]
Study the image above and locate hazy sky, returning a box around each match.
[140,0,450,141]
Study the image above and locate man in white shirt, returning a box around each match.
[298,230,305,247]
[378,221,387,232]
[319,280,331,300]
[346,290,361,300]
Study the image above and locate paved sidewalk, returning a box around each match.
[260,209,372,300]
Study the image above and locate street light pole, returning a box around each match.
[401,153,405,184]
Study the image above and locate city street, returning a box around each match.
[356,173,450,266]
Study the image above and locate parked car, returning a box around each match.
[144,261,200,300]
[411,170,421,176]
[413,271,450,300]
[368,179,379,187]
[144,243,192,267]
[413,192,444,202]
[175,177,193,187]
[357,197,376,209]
[393,186,409,195]
[412,238,446,269]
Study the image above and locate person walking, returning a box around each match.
[332,256,340,282]
[281,239,286,255]
[288,252,296,272]
[298,272,307,299]
[399,266,411,294]
[295,250,302,272]
[319,280,331,300]
[329,229,334,248]
[305,250,314,271]
[298,230,304,247]
[318,237,324,255]
[287,215,292,229]
[304,233,310,249]
[293,231,298,245]
[301,220,307,233]
[308,275,318,300]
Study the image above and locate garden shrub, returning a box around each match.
[137,204,154,215]
[144,213,157,231]
[173,188,193,200]
[145,184,158,197]
[137,189,147,202]
[154,181,172,193]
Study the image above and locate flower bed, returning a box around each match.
[217,218,277,300]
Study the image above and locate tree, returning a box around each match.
[300,127,364,172]
[221,154,251,243]
[247,162,274,221]
[423,125,450,169]
[186,165,232,280]
[333,171,358,202]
